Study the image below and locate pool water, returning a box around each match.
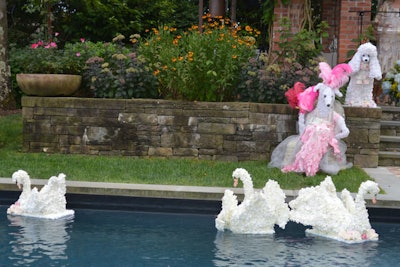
[0,206,399,267]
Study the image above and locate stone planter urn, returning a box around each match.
[16,74,82,96]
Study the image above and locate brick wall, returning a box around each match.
[21,97,381,167]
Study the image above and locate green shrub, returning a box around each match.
[83,34,159,99]
[138,15,259,101]
[237,56,320,104]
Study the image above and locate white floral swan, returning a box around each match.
[215,168,289,234]
[7,170,74,219]
[289,176,379,243]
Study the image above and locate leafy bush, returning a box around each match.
[83,35,158,99]
[138,15,259,101]
[237,56,320,104]
[236,17,326,104]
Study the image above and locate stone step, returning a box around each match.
[380,106,400,126]
[379,151,400,158]
[378,151,400,166]
[381,120,400,127]
[380,121,400,137]
[380,135,400,143]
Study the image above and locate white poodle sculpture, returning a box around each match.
[215,168,289,234]
[281,83,350,176]
[345,42,382,107]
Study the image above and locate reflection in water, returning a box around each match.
[213,224,379,267]
[7,215,73,266]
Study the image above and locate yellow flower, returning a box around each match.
[171,58,177,63]
[164,25,169,31]
[245,25,252,32]
[154,69,160,76]
[232,55,237,59]
[178,56,184,61]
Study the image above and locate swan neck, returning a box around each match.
[242,178,254,198]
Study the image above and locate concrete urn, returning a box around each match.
[16,74,82,96]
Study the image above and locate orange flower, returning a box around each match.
[163,25,169,31]
[154,69,160,76]
[232,55,237,59]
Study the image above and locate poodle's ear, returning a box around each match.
[334,89,343,98]
[369,56,382,80]
[348,50,361,73]
[313,83,323,92]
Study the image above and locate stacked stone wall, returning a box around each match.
[21,97,381,167]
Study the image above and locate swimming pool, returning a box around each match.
[0,206,399,267]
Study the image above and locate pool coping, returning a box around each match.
[1,177,399,210]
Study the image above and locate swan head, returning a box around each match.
[11,170,30,190]
[232,168,251,187]
[359,180,379,204]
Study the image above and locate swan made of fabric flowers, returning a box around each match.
[7,170,74,219]
[215,168,289,234]
[289,176,379,243]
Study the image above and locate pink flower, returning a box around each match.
[55,32,59,36]
[76,52,81,57]
[31,43,39,49]
[37,41,44,46]
[80,38,85,43]
[49,42,57,48]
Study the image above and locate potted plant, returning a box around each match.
[10,34,87,96]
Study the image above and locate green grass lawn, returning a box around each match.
[0,113,373,192]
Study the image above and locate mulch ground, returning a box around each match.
[0,109,21,117]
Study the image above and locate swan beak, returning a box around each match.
[233,178,239,187]
[372,197,377,204]
[16,183,21,190]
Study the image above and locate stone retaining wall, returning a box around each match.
[21,97,382,167]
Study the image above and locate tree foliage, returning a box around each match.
[7,0,199,46]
